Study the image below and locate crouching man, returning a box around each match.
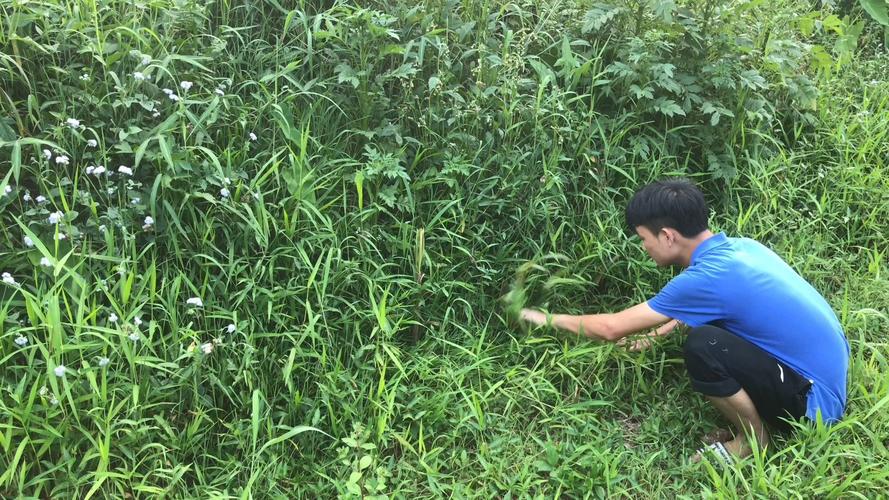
[520,179,849,462]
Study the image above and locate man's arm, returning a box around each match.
[617,318,684,351]
[519,301,670,342]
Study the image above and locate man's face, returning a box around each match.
[635,226,676,267]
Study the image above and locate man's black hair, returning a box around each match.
[625,179,708,238]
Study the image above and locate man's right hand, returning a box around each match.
[617,318,682,351]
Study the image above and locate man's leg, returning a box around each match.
[683,325,809,461]
[691,389,768,462]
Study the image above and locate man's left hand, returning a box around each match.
[519,308,548,327]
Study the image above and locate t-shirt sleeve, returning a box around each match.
[647,268,724,327]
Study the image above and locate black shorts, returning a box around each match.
[683,325,812,430]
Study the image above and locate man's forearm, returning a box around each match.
[550,313,617,341]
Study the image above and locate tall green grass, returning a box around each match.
[1,0,887,497]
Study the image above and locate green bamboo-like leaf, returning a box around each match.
[860,0,889,26]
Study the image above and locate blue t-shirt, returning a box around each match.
[648,232,849,423]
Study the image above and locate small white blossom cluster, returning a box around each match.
[85,165,107,176]
[162,88,180,102]
[186,297,203,307]
[2,272,17,285]
[188,336,223,355]
[143,216,154,230]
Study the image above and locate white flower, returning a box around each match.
[56,233,66,241]
[109,313,118,323]
[141,55,152,66]
[162,88,173,95]
[128,332,140,342]
[131,197,140,205]
[118,166,133,176]
[36,195,47,203]
[186,297,203,307]
[107,187,115,195]
[152,111,161,118]
[24,236,34,247]
[66,118,80,128]
[200,342,214,354]
[225,323,236,334]
[87,139,98,147]
[80,73,89,81]
[15,335,28,346]
[2,272,16,285]
[98,356,110,367]
[99,224,106,231]
[55,155,70,165]
[48,211,63,224]
[50,395,59,405]
[249,132,257,141]
[220,187,230,198]
[144,216,154,226]
[3,184,10,195]
[133,71,146,81]
[39,386,49,397]
[180,81,193,91]
[93,165,106,175]
[168,93,180,102]
[223,177,231,185]
[23,191,32,202]
[54,365,66,377]
[86,166,94,175]
[43,149,52,159]
[215,88,224,96]
[134,316,143,326]
[40,257,52,267]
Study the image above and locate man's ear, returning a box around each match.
[660,227,678,246]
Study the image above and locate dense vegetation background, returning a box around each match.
[1,0,888,497]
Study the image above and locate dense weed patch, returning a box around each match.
[1,0,887,497]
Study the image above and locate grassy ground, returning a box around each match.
[1,0,888,497]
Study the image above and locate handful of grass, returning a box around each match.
[503,254,588,331]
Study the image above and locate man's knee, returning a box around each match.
[683,325,730,363]
[683,325,742,396]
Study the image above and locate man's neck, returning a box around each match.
[681,230,715,267]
